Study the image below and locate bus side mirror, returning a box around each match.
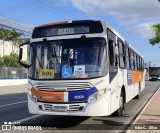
[19,41,30,68]
[19,48,23,61]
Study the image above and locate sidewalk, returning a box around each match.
[129,87,160,133]
[136,88,160,125]
[0,84,27,95]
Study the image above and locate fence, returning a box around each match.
[0,67,28,79]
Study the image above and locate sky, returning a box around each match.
[0,0,160,66]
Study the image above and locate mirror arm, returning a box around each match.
[19,41,30,47]
[19,61,30,68]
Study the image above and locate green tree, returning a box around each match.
[2,53,22,67]
[10,30,24,53]
[0,29,12,57]
[149,24,160,45]
[0,57,3,66]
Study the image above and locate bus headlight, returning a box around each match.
[88,88,106,104]
[99,88,106,96]
[88,92,98,103]
[28,89,37,102]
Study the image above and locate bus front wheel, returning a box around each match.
[114,91,124,116]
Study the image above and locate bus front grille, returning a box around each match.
[34,82,93,91]
[40,103,85,112]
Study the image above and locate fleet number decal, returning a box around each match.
[40,68,55,79]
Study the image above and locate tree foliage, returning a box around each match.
[0,28,25,47]
[149,24,160,45]
[11,30,24,47]
[0,53,22,67]
[0,29,25,67]
[0,29,12,41]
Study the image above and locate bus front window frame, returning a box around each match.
[28,37,108,80]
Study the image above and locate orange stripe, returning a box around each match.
[132,71,143,84]
[31,88,64,103]
[37,21,68,28]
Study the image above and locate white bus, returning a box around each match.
[19,20,145,116]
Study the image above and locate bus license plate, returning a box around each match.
[53,106,67,112]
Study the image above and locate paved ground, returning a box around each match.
[0,81,160,133]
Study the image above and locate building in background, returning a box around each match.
[0,40,18,57]
[0,39,28,60]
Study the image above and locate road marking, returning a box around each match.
[0,101,27,108]
[13,114,42,123]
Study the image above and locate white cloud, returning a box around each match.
[127,22,155,38]
[70,0,160,24]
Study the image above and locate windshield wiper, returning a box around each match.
[30,45,43,68]
[53,45,59,63]
[43,39,59,64]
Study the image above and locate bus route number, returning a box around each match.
[58,28,74,35]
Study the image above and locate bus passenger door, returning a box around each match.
[108,40,119,113]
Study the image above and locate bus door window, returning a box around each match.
[109,40,115,67]
[108,40,118,82]
[118,40,126,68]
[107,29,118,82]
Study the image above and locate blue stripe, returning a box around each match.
[68,87,97,102]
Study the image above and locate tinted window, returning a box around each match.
[126,47,131,69]
[109,41,114,66]
[119,40,125,68]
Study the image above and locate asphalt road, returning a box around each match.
[0,81,160,133]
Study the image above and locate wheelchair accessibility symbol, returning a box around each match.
[63,68,71,78]
[62,65,72,78]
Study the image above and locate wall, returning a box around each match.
[0,40,27,60]
[0,79,27,86]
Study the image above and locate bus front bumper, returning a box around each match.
[28,95,109,116]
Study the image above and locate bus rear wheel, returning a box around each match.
[114,91,124,116]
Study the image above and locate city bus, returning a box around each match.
[19,20,145,116]
[149,67,160,81]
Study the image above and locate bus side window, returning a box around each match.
[128,48,131,69]
[118,40,125,68]
[126,47,131,69]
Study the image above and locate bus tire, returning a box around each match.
[134,83,141,99]
[114,91,124,116]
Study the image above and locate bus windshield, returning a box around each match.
[149,67,160,76]
[29,37,107,79]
